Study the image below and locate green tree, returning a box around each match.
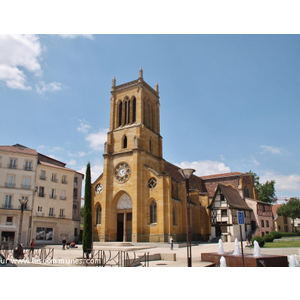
[82,162,92,257]
[258,180,276,204]
[277,198,300,232]
[247,170,276,204]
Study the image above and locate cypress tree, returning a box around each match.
[82,162,92,257]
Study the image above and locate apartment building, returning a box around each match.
[0,145,38,247]
[0,144,83,248]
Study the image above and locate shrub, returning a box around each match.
[270,231,282,239]
[278,232,300,237]
[263,233,274,243]
[251,236,265,247]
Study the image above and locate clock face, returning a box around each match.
[119,168,126,177]
[115,163,131,183]
[96,184,103,194]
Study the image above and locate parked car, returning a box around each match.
[0,253,17,267]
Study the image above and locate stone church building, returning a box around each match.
[92,69,259,243]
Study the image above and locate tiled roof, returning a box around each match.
[38,161,76,172]
[0,144,38,156]
[211,184,252,210]
[164,161,204,191]
[201,172,243,180]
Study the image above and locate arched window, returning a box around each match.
[244,186,250,198]
[149,139,152,153]
[150,200,157,223]
[124,97,130,125]
[132,97,136,123]
[122,135,127,149]
[118,101,122,127]
[96,204,102,225]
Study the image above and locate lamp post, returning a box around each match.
[178,168,195,267]
[18,196,28,245]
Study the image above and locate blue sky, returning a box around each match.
[1,34,300,198]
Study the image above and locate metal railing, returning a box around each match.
[0,247,54,265]
[84,249,149,267]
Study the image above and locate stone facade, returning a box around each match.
[0,144,83,247]
[92,70,210,243]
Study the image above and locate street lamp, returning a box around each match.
[178,168,195,267]
[18,196,28,245]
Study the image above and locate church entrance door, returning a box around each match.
[116,193,133,242]
[117,212,132,242]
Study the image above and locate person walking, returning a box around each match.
[30,238,34,252]
[170,236,174,250]
[62,236,67,250]
[29,238,35,261]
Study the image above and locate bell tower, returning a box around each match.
[94,69,168,243]
[104,68,163,161]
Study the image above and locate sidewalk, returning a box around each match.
[34,241,299,267]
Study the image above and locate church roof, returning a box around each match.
[210,184,252,211]
[164,161,204,192]
[201,172,243,179]
[115,78,158,96]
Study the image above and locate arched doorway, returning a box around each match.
[116,193,132,242]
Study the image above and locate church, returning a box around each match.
[92,69,257,243]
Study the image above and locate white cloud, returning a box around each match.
[251,156,260,166]
[67,151,88,158]
[77,119,91,133]
[176,160,231,177]
[260,145,281,154]
[78,160,103,183]
[260,171,300,196]
[86,129,108,151]
[59,34,94,40]
[67,159,77,166]
[0,34,42,90]
[36,81,63,94]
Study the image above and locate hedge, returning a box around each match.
[270,231,282,239]
[277,231,300,237]
[263,233,274,242]
[251,236,265,247]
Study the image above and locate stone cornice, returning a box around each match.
[113,79,158,97]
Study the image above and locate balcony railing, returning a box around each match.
[21,184,31,190]
[8,164,17,169]
[2,204,14,209]
[2,204,31,211]
[24,166,33,171]
[5,183,15,188]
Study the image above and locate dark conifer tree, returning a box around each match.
[82,162,92,257]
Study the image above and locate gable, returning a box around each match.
[209,184,252,211]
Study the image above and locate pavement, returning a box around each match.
[16,240,300,267]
